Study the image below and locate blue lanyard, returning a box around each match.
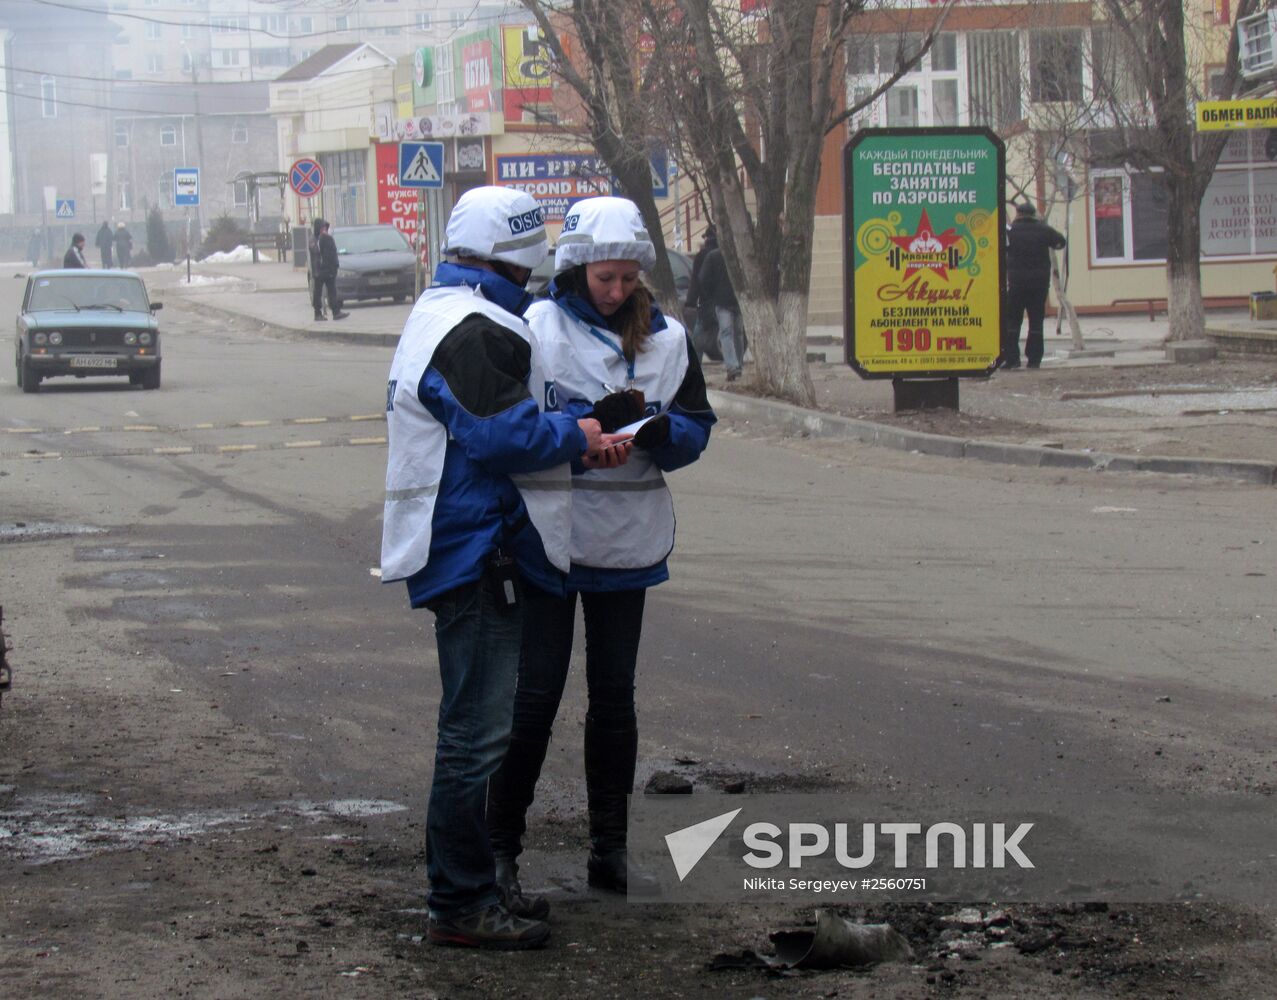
[584,324,635,389]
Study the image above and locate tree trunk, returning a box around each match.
[740,289,816,406]
[1164,173,1205,343]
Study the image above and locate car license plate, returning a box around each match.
[368,275,396,286]
[70,356,118,369]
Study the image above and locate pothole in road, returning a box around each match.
[1,522,108,543]
[0,788,407,864]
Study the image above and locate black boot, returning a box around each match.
[488,735,551,919]
[584,719,658,895]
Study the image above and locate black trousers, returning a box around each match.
[1003,280,1049,366]
[511,583,646,740]
[312,273,339,315]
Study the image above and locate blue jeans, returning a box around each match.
[424,574,523,917]
[715,307,744,375]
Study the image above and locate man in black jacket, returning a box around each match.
[699,243,744,380]
[63,233,87,268]
[311,220,348,321]
[1003,202,1066,369]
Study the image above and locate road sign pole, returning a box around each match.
[186,211,192,284]
[415,192,425,300]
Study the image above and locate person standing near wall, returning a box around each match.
[1003,201,1066,370]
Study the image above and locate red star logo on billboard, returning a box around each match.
[888,210,962,280]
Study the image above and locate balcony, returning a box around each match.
[1239,9,1277,79]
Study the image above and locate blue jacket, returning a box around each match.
[403,265,584,606]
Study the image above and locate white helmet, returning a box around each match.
[442,186,549,270]
[554,196,656,273]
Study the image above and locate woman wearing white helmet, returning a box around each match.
[487,195,716,910]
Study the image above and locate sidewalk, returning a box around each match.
[152,257,1277,485]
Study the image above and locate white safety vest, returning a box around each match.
[526,299,689,570]
[381,284,573,582]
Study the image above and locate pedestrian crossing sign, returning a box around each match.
[399,142,445,189]
[55,198,75,219]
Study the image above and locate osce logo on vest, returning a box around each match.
[508,206,545,235]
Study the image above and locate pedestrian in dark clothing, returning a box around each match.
[27,229,42,268]
[63,233,87,268]
[683,225,720,361]
[95,222,114,269]
[1003,201,1066,369]
[311,219,347,320]
[115,223,134,269]
[698,244,744,380]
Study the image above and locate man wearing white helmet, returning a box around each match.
[487,196,715,913]
[381,186,626,949]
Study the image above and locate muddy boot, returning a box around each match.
[487,735,551,919]
[584,720,658,895]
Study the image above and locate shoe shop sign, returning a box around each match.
[844,128,1004,378]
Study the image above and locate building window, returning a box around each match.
[297,16,313,33]
[231,120,248,143]
[848,31,964,129]
[146,53,163,73]
[335,15,349,31]
[181,22,193,39]
[233,180,248,207]
[218,49,244,67]
[114,124,129,148]
[160,172,174,209]
[161,123,177,146]
[40,75,56,118]
[259,14,287,33]
[181,49,193,74]
[1030,29,1083,103]
[435,43,455,103]
[415,13,432,31]
[118,177,132,211]
[966,31,1021,129]
[115,69,133,79]
[146,22,161,40]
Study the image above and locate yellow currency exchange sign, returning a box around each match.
[1196,99,1277,131]
[844,129,1004,378]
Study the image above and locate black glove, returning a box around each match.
[633,414,670,450]
[588,389,646,432]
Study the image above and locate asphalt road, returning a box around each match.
[2,285,1274,996]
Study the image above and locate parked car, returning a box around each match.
[15,269,162,392]
[526,246,694,301]
[309,224,417,306]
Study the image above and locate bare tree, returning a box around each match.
[520,0,951,405]
[1031,0,1258,342]
[639,0,954,405]
[516,2,681,311]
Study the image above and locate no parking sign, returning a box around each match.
[289,158,324,197]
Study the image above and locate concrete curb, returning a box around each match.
[173,296,403,349]
[707,390,1277,486]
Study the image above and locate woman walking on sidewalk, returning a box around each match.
[486,196,716,914]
